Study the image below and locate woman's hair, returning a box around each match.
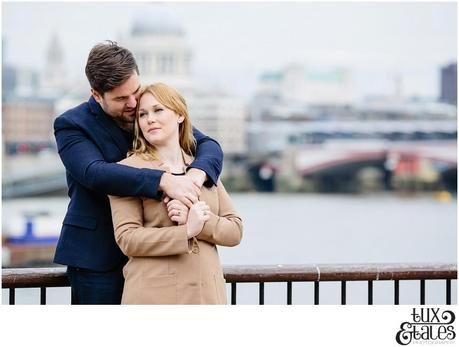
[130,83,196,159]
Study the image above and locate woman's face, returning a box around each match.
[137,92,183,146]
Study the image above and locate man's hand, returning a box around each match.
[159,173,201,208]
[186,168,206,188]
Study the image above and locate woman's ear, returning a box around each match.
[178,115,185,124]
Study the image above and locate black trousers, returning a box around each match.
[66,263,124,304]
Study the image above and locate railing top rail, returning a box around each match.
[2,267,68,288]
[222,263,457,282]
[2,263,457,288]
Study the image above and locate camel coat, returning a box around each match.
[108,153,242,304]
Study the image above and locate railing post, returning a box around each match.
[341,281,346,305]
[40,286,46,305]
[71,288,76,305]
[9,288,15,305]
[368,280,373,305]
[231,282,237,305]
[314,281,319,305]
[420,279,425,305]
[394,280,400,305]
[287,281,292,305]
[446,279,451,305]
[259,282,264,305]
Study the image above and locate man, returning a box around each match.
[53,41,223,304]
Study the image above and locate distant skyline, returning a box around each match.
[2,2,457,100]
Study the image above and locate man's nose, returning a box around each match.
[126,95,137,108]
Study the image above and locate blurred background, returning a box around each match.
[2,2,457,304]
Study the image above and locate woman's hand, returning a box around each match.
[167,199,189,225]
[186,201,211,239]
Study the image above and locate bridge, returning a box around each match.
[2,152,67,198]
[248,139,457,192]
[294,140,456,175]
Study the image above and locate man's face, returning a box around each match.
[92,72,141,126]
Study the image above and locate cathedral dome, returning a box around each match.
[131,11,184,36]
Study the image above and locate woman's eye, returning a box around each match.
[139,112,146,117]
[154,108,163,113]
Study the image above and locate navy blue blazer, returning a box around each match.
[53,96,223,271]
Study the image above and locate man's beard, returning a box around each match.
[119,113,135,123]
[117,107,136,122]
[114,111,135,132]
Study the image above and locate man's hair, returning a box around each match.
[85,41,139,95]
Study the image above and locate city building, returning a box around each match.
[187,90,247,156]
[2,65,16,100]
[251,64,356,121]
[2,38,17,100]
[440,63,457,106]
[2,96,55,155]
[6,68,40,98]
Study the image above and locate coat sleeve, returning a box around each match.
[188,127,224,187]
[55,115,163,199]
[109,194,193,257]
[196,180,243,247]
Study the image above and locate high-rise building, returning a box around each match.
[2,39,17,100]
[440,63,457,106]
[2,65,17,101]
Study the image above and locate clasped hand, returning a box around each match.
[162,168,210,238]
[166,199,211,239]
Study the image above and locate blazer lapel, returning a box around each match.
[88,96,131,155]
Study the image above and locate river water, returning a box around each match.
[2,193,457,305]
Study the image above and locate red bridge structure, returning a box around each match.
[279,140,457,192]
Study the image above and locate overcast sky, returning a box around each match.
[2,1,457,100]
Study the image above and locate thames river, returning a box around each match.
[2,193,457,305]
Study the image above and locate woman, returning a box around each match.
[109,83,242,304]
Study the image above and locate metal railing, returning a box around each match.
[2,263,456,305]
